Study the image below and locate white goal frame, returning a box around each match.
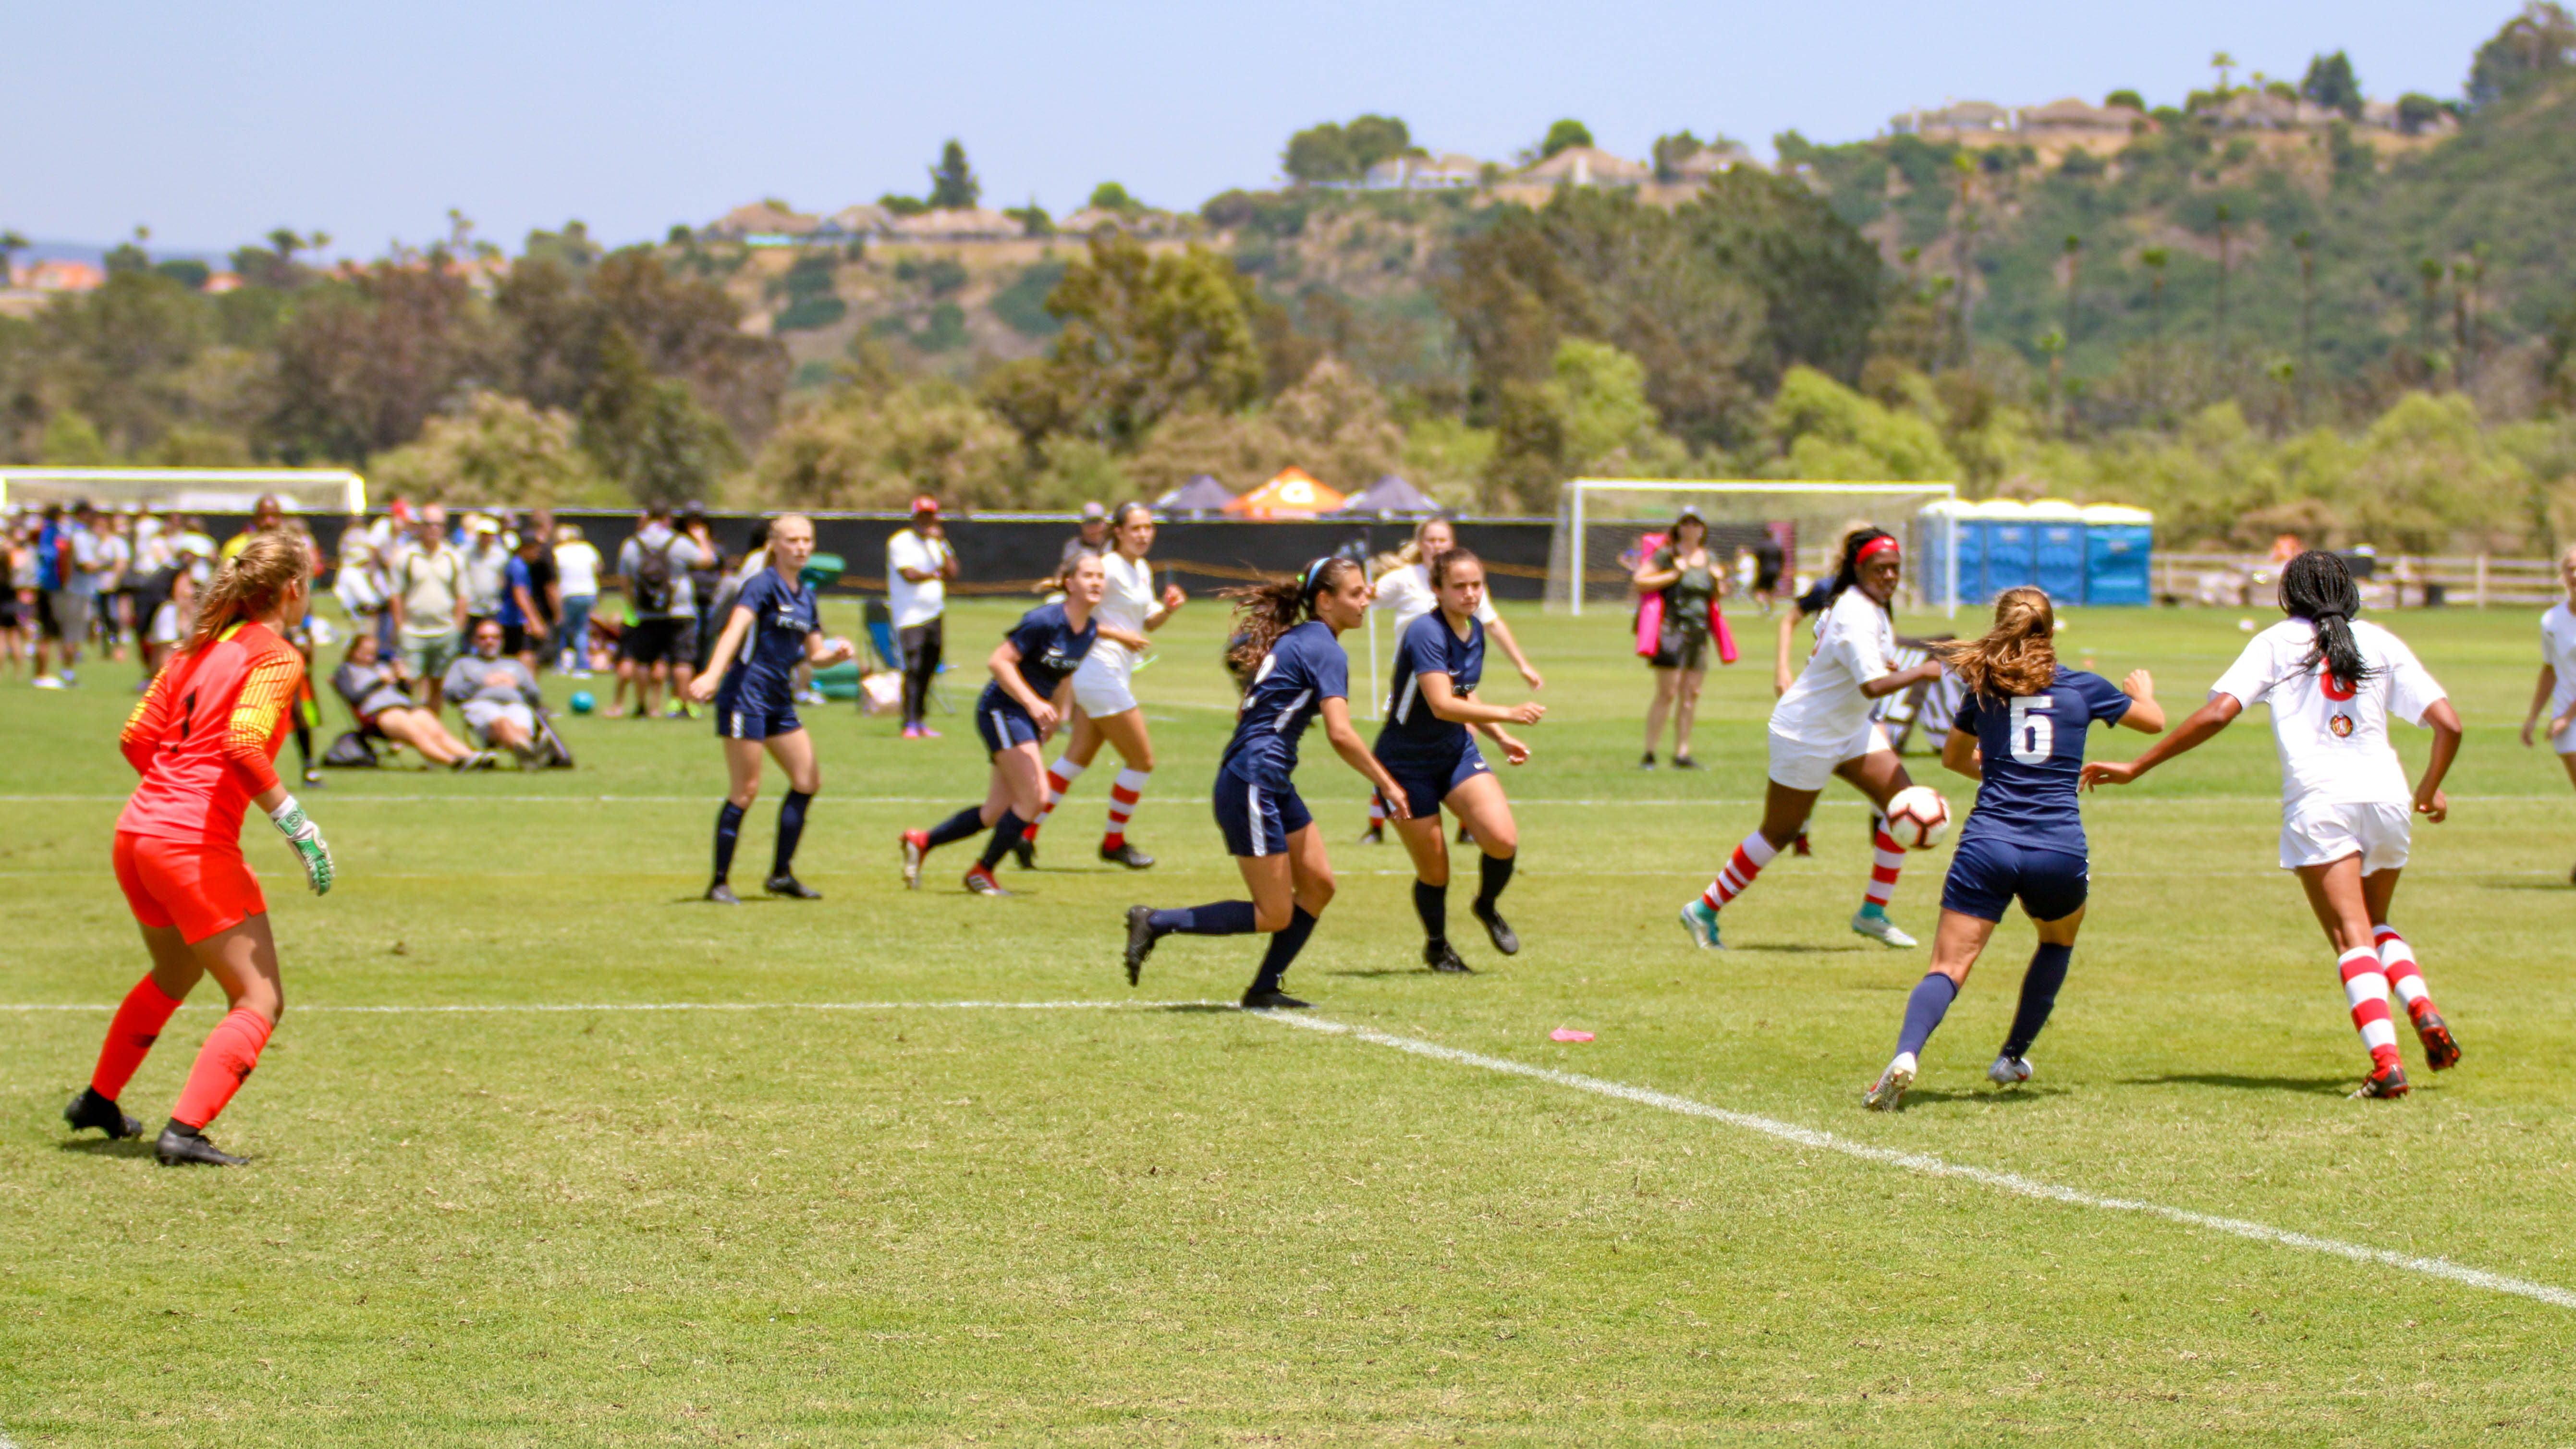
[1562,478,1960,619]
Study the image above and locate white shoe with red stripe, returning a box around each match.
[1849,909,1918,949]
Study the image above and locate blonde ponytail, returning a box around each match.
[184,532,310,654]
[1932,586,2058,698]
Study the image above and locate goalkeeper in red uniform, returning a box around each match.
[62,531,336,1167]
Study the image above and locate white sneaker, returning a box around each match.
[1988,1054,2034,1087]
[1850,909,1918,948]
[31,675,65,690]
[1866,1052,1917,1111]
[1677,899,1724,950]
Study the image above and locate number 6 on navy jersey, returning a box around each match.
[2009,695,2055,764]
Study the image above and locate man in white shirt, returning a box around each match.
[553,524,603,676]
[887,495,957,739]
[390,511,469,708]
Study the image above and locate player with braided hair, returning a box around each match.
[2084,550,2465,1099]
[63,531,337,1166]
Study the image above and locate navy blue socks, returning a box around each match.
[926,807,985,850]
[978,811,1026,870]
[1252,906,1319,995]
[712,801,745,882]
[772,791,812,877]
[2003,943,2073,1059]
[1475,852,1514,912]
[1149,901,1259,936]
[1413,880,1447,944]
[1896,972,1959,1059]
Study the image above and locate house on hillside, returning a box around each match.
[815,205,894,241]
[708,201,821,245]
[1057,206,1172,236]
[2210,91,2342,131]
[1517,145,1652,188]
[885,207,1025,242]
[2016,98,2144,137]
[15,259,105,293]
[1364,152,1487,189]
[1662,139,1757,184]
[1891,101,2014,138]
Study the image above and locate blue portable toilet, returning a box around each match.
[1974,499,2035,599]
[1915,500,1976,609]
[2028,499,2088,603]
[2081,504,2154,605]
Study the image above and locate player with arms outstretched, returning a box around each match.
[2084,550,2463,1099]
[1678,528,1944,951]
[63,533,336,1166]
[1375,549,1543,973]
[1123,557,1412,1008]
[1863,588,2165,1109]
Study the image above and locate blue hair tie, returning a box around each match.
[1301,557,1332,597]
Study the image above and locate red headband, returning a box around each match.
[1857,536,1901,564]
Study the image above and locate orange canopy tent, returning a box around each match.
[1224,467,1346,519]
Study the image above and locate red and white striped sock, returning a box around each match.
[2338,945,2402,1071]
[2375,924,2437,1023]
[1863,819,1905,909]
[1026,756,1086,840]
[1103,768,1149,850]
[1367,792,1387,828]
[1700,831,1780,911]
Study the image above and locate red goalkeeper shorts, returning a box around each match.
[114,832,266,944]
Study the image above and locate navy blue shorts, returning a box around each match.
[976,698,1041,756]
[1941,835,2089,924]
[1375,738,1491,821]
[714,696,800,741]
[1212,765,1313,858]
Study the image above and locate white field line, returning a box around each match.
[1,998,1224,1015]
[1260,1011,2576,1313]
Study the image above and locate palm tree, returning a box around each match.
[2454,246,2486,388]
[2211,51,2238,94]
[2141,247,2172,415]
[2417,256,2445,385]
[2062,233,2083,347]
[0,229,26,288]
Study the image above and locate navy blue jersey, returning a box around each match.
[995,601,1098,703]
[715,569,818,710]
[1221,620,1349,786]
[1379,610,1482,756]
[1953,668,2133,858]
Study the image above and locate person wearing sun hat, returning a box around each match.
[887,496,958,738]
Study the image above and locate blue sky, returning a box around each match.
[3,0,2521,258]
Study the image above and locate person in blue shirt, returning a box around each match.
[902,553,1147,897]
[1864,587,2165,1110]
[683,515,855,904]
[1374,550,1544,974]
[1123,556,1411,1009]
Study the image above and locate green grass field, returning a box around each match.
[6,597,2576,1446]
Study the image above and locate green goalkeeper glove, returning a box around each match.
[268,795,335,896]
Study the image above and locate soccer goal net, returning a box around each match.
[0,467,366,515]
[1545,479,1961,617]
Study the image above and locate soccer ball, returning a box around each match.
[569,691,596,715]
[1882,786,1951,851]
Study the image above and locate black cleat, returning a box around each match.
[1472,901,1521,956]
[1123,905,1162,986]
[1240,987,1311,1011]
[2351,1062,2412,1099]
[64,1086,142,1140]
[1423,939,1474,974]
[1358,824,1384,845]
[705,881,741,905]
[2414,1011,2461,1071]
[1638,752,1657,770]
[1672,754,1702,770]
[1099,841,1155,870]
[155,1122,246,1167]
[1010,834,1037,871]
[1454,822,1474,846]
[763,874,822,900]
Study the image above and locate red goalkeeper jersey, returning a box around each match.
[117,621,305,848]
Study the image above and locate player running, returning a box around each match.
[64,533,336,1167]
[2083,550,2464,1099]
[684,513,854,904]
[1360,517,1542,845]
[902,553,1145,896]
[2520,544,2576,884]
[1021,502,1187,870]
[1376,549,1544,973]
[1123,557,1412,1009]
[1862,588,2166,1110]
[1679,528,1944,951]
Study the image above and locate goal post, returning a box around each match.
[1549,479,1960,619]
[0,467,366,515]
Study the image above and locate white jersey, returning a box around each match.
[1371,561,1498,637]
[2210,618,2445,813]
[2543,603,2576,718]
[1769,588,1896,745]
[1083,551,1158,676]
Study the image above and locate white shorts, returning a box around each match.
[2552,702,2576,755]
[462,699,536,743]
[1071,652,1138,717]
[2279,799,2411,873]
[1766,720,1892,793]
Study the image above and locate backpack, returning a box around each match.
[631,537,677,615]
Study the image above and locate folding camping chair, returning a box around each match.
[862,599,953,715]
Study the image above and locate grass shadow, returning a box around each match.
[1730,943,1867,955]
[58,1137,156,1159]
[2127,1072,2353,1096]
[2481,879,2573,891]
[1888,1086,2063,1108]
[1159,1003,1240,1014]
[1322,967,1456,979]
